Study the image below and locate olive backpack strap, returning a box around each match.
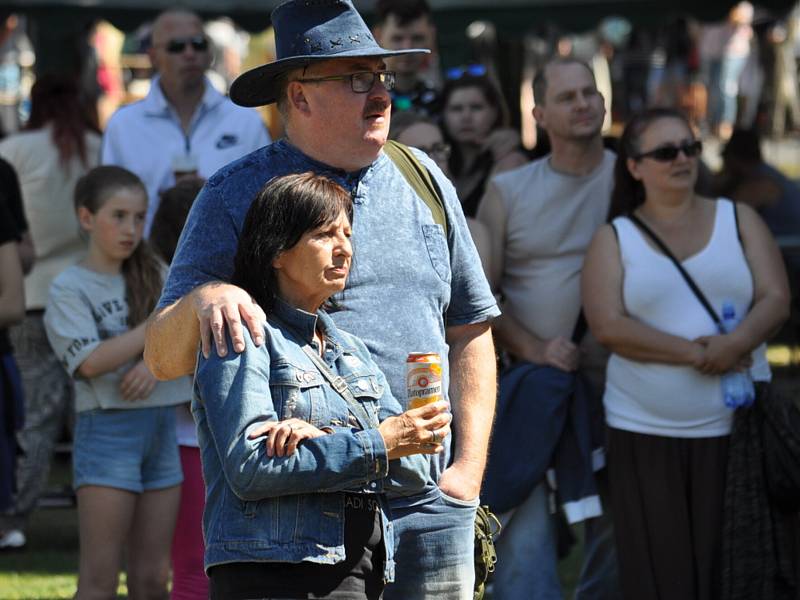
[384,139,448,236]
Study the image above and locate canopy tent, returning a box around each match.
[3,0,795,129]
[6,0,796,76]
[3,0,797,33]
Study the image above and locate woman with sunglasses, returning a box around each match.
[440,73,527,217]
[581,108,789,600]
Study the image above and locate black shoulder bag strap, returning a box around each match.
[628,213,723,331]
[300,345,375,430]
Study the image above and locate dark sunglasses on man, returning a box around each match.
[634,140,703,162]
[163,35,209,54]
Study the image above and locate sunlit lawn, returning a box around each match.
[0,495,129,599]
[0,452,584,600]
[2,362,797,599]
[0,453,128,599]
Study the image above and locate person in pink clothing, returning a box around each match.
[150,178,207,600]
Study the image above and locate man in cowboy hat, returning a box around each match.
[144,1,499,598]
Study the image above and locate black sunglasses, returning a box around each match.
[164,35,209,54]
[634,140,703,162]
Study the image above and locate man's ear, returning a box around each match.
[288,81,311,116]
[532,105,545,127]
[147,46,160,73]
[272,251,284,270]
[424,19,437,51]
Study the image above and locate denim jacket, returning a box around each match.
[193,299,430,579]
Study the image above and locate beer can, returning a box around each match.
[406,352,443,409]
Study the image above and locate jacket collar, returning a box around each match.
[271,297,343,351]
[142,75,225,118]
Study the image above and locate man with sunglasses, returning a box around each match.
[478,57,620,600]
[101,9,269,235]
[144,1,498,598]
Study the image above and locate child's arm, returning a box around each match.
[118,359,157,401]
[44,277,146,381]
[76,322,146,379]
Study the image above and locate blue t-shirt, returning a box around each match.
[159,139,499,495]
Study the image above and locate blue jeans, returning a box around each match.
[384,490,478,600]
[494,482,561,600]
[719,55,748,125]
[493,479,620,600]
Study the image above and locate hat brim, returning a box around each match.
[230,47,429,107]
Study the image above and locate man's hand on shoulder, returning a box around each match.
[192,281,266,358]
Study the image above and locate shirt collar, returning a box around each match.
[142,75,225,117]
[275,138,388,189]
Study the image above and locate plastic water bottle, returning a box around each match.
[719,302,755,408]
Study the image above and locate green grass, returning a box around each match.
[4,367,797,598]
[0,454,129,599]
[0,455,584,599]
[3,503,581,600]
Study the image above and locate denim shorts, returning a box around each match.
[73,406,182,493]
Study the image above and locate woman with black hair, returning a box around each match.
[194,172,450,600]
[441,73,527,217]
[581,108,789,599]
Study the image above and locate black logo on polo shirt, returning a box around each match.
[216,134,238,149]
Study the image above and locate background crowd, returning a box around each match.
[0,0,799,598]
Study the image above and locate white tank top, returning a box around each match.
[604,198,770,438]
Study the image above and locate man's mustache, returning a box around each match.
[363,99,390,117]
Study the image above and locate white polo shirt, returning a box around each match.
[101,76,270,234]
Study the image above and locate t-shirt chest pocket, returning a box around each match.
[268,363,326,426]
[422,224,451,283]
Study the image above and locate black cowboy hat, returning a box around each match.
[230,0,429,107]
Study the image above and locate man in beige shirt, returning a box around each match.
[477,57,619,599]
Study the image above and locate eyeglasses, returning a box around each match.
[445,64,487,80]
[295,71,396,93]
[634,140,703,162]
[418,142,451,162]
[163,35,209,54]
